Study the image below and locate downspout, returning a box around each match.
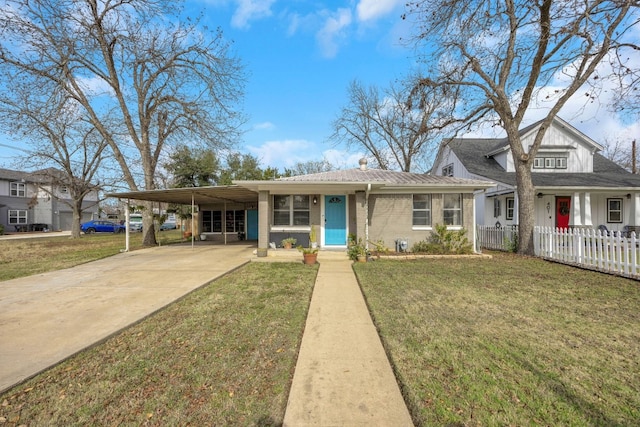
[365,183,371,250]
[224,201,227,245]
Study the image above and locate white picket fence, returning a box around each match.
[534,226,640,279]
[477,225,518,251]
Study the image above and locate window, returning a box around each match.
[443,194,463,226]
[202,211,222,232]
[544,157,556,169]
[10,182,26,197]
[60,185,69,194]
[607,198,623,223]
[273,195,310,226]
[555,157,567,169]
[202,210,244,232]
[9,209,27,224]
[226,210,245,233]
[493,198,501,218]
[533,157,544,169]
[412,194,431,226]
[442,164,454,177]
[506,198,515,220]
[533,157,567,169]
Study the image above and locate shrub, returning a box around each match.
[504,233,518,252]
[412,224,473,254]
[0,224,4,235]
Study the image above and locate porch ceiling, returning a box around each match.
[107,185,259,205]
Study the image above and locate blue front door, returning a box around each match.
[246,209,258,240]
[324,195,346,245]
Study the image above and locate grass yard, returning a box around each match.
[0,262,317,426]
[0,230,184,281]
[354,253,640,426]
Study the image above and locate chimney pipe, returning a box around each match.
[632,139,637,174]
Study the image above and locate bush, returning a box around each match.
[412,224,473,255]
[0,224,4,235]
[504,233,518,252]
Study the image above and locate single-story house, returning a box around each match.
[110,159,494,254]
[430,117,640,235]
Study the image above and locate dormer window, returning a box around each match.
[442,163,454,176]
[533,156,568,170]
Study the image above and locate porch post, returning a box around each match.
[257,190,269,257]
[570,192,582,227]
[582,192,592,227]
[629,193,640,226]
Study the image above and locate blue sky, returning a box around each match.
[1,0,638,173]
[198,0,415,170]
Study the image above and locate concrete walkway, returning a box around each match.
[0,243,254,393]
[283,258,414,426]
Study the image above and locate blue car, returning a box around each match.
[159,222,177,231]
[81,220,126,234]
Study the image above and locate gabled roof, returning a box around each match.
[446,138,640,189]
[0,167,31,182]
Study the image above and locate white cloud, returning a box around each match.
[253,121,276,131]
[230,0,275,29]
[76,75,114,97]
[247,139,319,168]
[356,0,402,22]
[323,149,365,169]
[316,8,352,58]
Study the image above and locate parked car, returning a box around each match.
[159,222,177,231]
[129,222,143,232]
[81,220,126,234]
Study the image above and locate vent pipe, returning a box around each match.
[359,158,368,171]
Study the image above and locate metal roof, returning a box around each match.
[107,185,259,205]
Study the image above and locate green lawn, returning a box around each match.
[0,262,317,426]
[2,238,638,426]
[354,253,640,426]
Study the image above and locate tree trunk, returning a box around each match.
[70,200,83,239]
[141,200,157,247]
[515,162,536,255]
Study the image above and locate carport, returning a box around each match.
[108,185,259,250]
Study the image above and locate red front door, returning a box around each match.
[556,197,571,229]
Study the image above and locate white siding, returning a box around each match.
[433,145,474,179]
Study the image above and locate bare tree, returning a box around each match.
[0,88,109,238]
[284,159,335,176]
[602,138,639,173]
[330,79,450,172]
[0,0,246,246]
[405,0,639,254]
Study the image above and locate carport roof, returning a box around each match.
[107,185,258,205]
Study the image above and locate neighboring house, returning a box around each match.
[431,117,640,235]
[0,167,99,232]
[111,159,494,253]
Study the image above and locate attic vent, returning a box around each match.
[359,158,368,171]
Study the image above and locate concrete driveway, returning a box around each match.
[0,243,255,393]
